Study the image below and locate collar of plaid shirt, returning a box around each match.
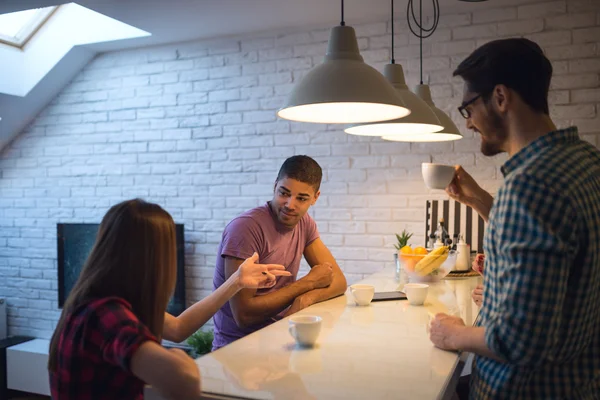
[500,126,579,177]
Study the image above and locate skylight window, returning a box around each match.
[0,6,57,48]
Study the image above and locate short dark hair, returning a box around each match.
[453,38,553,115]
[276,155,322,192]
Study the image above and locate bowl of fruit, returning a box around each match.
[399,245,456,283]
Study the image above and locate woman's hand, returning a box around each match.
[237,252,291,289]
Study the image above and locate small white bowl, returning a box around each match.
[403,283,429,306]
[422,163,455,190]
[289,315,322,347]
[350,284,375,306]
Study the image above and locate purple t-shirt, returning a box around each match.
[212,202,319,350]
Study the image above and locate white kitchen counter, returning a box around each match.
[146,268,482,400]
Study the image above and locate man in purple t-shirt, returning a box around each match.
[212,155,347,350]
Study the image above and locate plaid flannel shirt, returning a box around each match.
[49,297,157,400]
[471,127,600,399]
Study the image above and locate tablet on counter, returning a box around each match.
[371,291,407,301]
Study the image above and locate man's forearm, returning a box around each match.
[454,327,505,363]
[237,278,316,327]
[301,269,347,304]
[473,190,494,223]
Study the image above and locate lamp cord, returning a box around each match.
[340,0,345,26]
[420,0,423,83]
[407,0,440,84]
[408,0,439,37]
[391,0,395,64]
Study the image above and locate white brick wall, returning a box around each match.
[1,0,599,339]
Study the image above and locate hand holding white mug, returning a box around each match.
[446,166,484,206]
[446,166,494,222]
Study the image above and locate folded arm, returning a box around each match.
[163,253,289,342]
[282,238,347,316]
[300,238,347,303]
[225,256,319,328]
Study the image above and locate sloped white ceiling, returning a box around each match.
[0,0,505,150]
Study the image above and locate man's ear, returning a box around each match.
[312,190,321,205]
[493,84,510,114]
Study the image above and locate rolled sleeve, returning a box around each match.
[484,175,579,366]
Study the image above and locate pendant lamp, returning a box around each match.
[384,0,462,142]
[277,0,409,124]
[344,0,443,139]
[408,84,462,141]
[345,64,444,137]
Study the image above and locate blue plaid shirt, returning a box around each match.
[471,127,600,399]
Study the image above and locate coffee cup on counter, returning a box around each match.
[289,315,322,347]
[422,163,455,190]
[403,283,429,306]
[350,284,375,306]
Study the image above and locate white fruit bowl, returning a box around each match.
[399,249,457,283]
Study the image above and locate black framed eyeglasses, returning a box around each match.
[458,94,482,119]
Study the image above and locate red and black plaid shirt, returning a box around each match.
[49,297,157,400]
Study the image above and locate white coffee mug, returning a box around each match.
[422,163,455,190]
[350,284,375,306]
[403,283,429,306]
[289,315,322,347]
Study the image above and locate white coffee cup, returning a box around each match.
[350,284,375,306]
[403,283,429,306]
[422,163,455,190]
[289,315,322,347]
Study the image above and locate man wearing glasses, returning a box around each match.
[429,38,600,399]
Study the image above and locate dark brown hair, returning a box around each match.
[276,155,323,192]
[453,38,553,115]
[48,199,177,371]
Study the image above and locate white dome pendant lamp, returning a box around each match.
[384,0,462,142]
[413,84,462,141]
[344,0,443,139]
[277,0,409,124]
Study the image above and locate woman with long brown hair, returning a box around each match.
[48,199,289,399]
